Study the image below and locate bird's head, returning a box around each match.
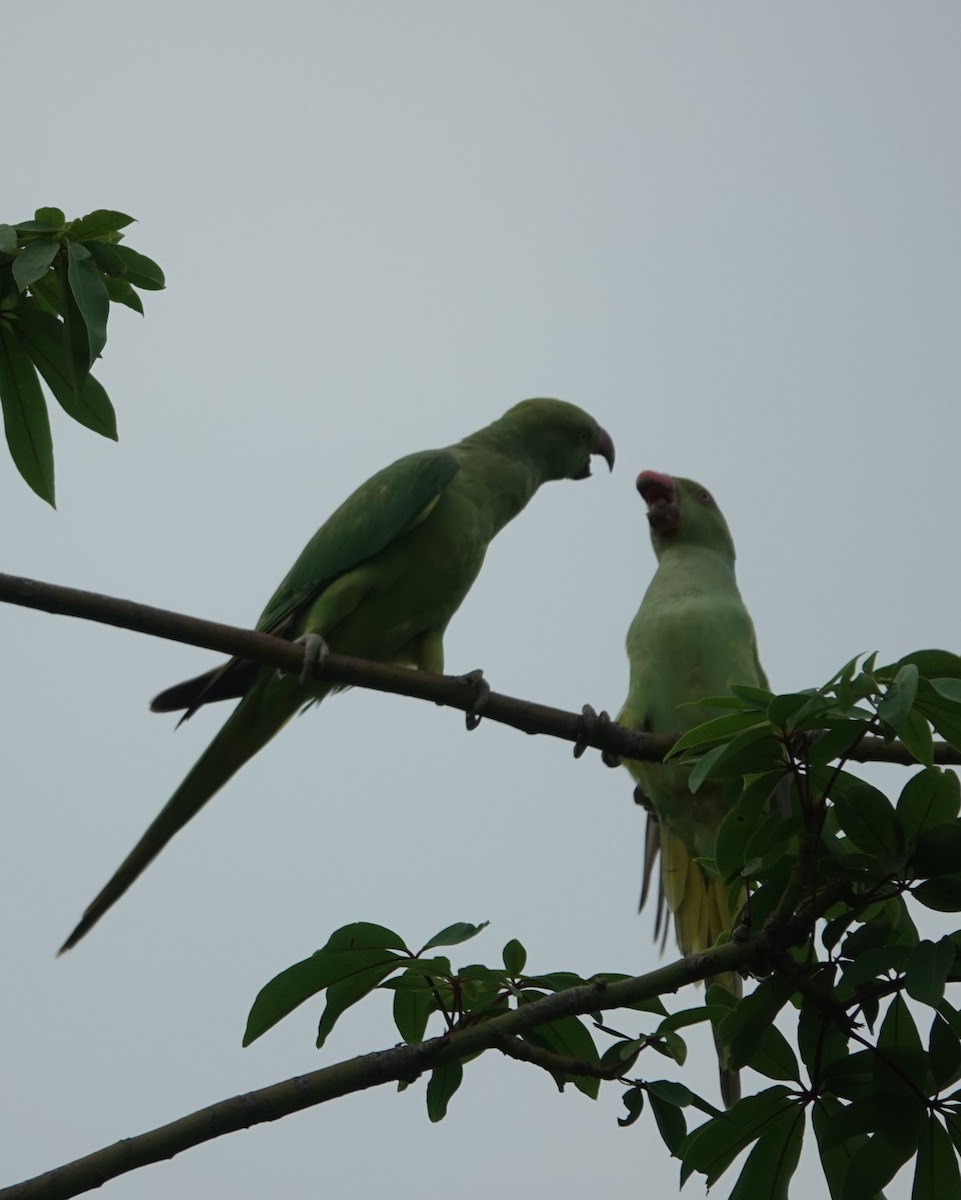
[637,471,736,561]
[501,398,615,482]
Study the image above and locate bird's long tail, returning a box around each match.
[660,827,743,1108]
[60,673,310,952]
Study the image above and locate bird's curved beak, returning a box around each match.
[596,426,615,473]
[571,426,615,479]
[637,470,680,532]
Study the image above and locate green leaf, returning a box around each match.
[0,224,16,257]
[426,1060,462,1122]
[520,1009,600,1099]
[915,687,961,753]
[843,1129,918,1199]
[391,974,434,1044]
[719,976,796,1075]
[243,922,407,1045]
[618,1086,644,1128]
[913,1115,961,1200]
[886,650,961,682]
[904,938,956,1008]
[667,710,769,757]
[820,1052,876,1104]
[746,1023,802,1084]
[681,1086,794,1187]
[0,319,54,504]
[728,684,776,709]
[34,207,66,227]
[13,305,117,438]
[830,774,902,860]
[703,727,785,780]
[930,1013,961,1093]
[798,994,850,1082]
[843,916,896,959]
[727,1108,804,1200]
[811,1097,881,1200]
[876,994,932,1100]
[899,769,961,841]
[841,945,910,990]
[27,268,61,316]
[15,218,65,234]
[932,679,961,703]
[316,958,406,1049]
[807,720,874,767]
[768,690,829,728]
[913,822,961,878]
[502,938,526,975]
[67,209,135,239]
[103,274,144,314]
[688,743,729,791]
[65,242,109,367]
[421,920,488,952]
[12,239,60,292]
[898,706,936,769]
[82,240,126,276]
[649,1091,687,1154]
[877,663,919,736]
[715,772,784,881]
[112,243,165,290]
[646,1079,694,1106]
[915,876,961,912]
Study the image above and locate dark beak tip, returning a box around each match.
[597,427,615,472]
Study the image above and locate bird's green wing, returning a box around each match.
[153,450,461,718]
[257,449,460,636]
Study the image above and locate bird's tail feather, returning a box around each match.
[660,826,743,1107]
[60,674,309,952]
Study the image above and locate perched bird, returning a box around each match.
[617,471,767,1107]
[62,398,614,951]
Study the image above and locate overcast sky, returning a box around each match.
[3,4,959,1198]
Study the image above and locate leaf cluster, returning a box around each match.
[246,650,961,1199]
[0,207,164,504]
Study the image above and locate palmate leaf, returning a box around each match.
[727,1106,804,1200]
[13,305,117,438]
[912,1115,961,1200]
[243,922,408,1046]
[681,1086,796,1187]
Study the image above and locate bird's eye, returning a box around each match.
[698,489,714,505]
[579,428,591,443]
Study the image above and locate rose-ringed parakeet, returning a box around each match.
[617,471,767,1107]
[61,398,614,951]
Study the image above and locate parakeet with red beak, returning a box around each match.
[618,471,766,1107]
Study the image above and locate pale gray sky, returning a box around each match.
[3,4,959,1197]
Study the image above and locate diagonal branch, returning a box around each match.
[0,893,841,1199]
[0,572,956,766]
[0,956,702,1200]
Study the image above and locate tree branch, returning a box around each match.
[0,896,827,1199]
[0,957,693,1200]
[0,572,956,766]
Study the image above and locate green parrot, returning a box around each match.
[61,398,614,952]
[617,471,767,1107]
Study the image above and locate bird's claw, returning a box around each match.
[280,633,330,685]
[573,704,618,763]
[457,669,490,731]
